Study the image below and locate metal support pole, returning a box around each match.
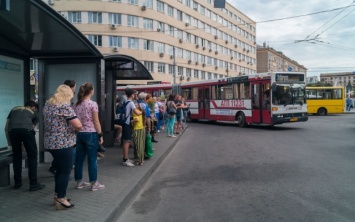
[173,46,176,84]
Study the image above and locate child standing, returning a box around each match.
[132,103,146,165]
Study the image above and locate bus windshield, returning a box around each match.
[272,83,306,106]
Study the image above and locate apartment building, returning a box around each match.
[257,43,307,74]
[320,72,355,87]
[46,0,256,84]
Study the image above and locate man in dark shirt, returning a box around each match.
[5,100,45,191]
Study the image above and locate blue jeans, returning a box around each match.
[75,132,98,183]
[49,147,73,198]
[155,113,162,130]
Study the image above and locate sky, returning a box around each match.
[227,0,355,78]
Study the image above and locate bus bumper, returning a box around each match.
[272,112,308,124]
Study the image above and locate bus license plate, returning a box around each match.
[290,117,298,122]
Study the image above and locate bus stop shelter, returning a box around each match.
[0,0,152,163]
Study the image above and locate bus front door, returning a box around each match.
[252,82,272,124]
[198,87,210,119]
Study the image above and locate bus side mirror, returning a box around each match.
[272,83,277,92]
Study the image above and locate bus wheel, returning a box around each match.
[237,113,247,127]
[317,108,327,116]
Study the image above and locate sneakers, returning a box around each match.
[29,183,45,191]
[90,181,105,191]
[122,160,135,167]
[76,181,90,189]
[171,135,177,138]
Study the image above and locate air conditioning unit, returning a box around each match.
[196,44,199,49]
[247,62,250,65]
[225,40,228,44]
[157,28,161,32]
[113,47,118,52]
[215,51,218,55]
[180,76,185,80]
[195,61,199,65]
[187,76,191,81]
[185,23,189,26]
[214,35,218,40]
[243,48,246,51]
[111,24,116,29]
[141,5,147,11]
[188,60,192,64]
[239,59,242,62]
[215,66,218,70]
[170,55,173,59]
[202,63,206,67]
[179,39,183,43]
[202,46,206,51]
[226,69,229,72]
[234,44,238,48]
[230,56,233,60]
[254,42,256,45]
[209,49,212,52]
[159,53,164,57]
[247,50,250,53]
[48,0,54,5]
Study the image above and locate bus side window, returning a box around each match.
[233,83,239,99]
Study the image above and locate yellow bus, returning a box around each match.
[306,86,345,115]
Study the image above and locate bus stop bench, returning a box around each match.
[0,153,27,187]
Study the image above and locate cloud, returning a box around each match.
[227,0,355,76]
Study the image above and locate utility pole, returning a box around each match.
[173,46,176,84]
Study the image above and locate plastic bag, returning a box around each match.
[145,133,154,158]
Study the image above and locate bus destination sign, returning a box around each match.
[227,76,248,83]
[276,73,304,82]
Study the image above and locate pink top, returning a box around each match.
[74,99,98,132]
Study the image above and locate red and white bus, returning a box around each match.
[117,72,308,127]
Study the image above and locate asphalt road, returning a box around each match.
[118,115,355,222]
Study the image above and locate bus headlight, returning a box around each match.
[272,107,278,111]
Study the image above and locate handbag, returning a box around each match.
[167,102,176,115]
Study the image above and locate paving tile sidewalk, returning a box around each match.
[0,129,186,222]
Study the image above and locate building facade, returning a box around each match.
[46,0,256,84]
[306,75,319,84]
[320,72,355,88]
[257,43,307,74]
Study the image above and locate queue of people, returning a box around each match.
[4,83,188,211]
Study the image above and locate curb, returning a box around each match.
[104,128,187,222]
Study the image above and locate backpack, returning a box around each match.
[115,101,129,125]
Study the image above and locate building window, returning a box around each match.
[167,25,174,36]
[186,32,191,42]
[199,5,205,15]
[109,36,122,47]
[109,13,121,25]
[128,0,138,5]
[128,37,138,49]
[168,64,174,75]
[186,50,191,60]
[88,12,102,24]
[193,52,198,61]
[185,0,191,7]
[178,66,184,76]
[201,71,206,79]
[157,21,165,32]
[193,1,198,11]
[177,10,182,21]
[168,5,174,17]
[127,15,138,27]
[157,1,164,13]
[158,42,165,53]
[168,45,174,56]
[143,18,153,30]
[208,72,212,79]
[112,0,121,2]
[186,68,191,77]
[158,63,166,73]
[143,40,154,51]
[177,29,183,39]
[194,69,199,78]
[88,35,102,46]
[214,74,218,79]
[177,48,183,58]
[144,61,154,72]
[185,14,190,24]
[68,12,81,23]
[143,0,153,8]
